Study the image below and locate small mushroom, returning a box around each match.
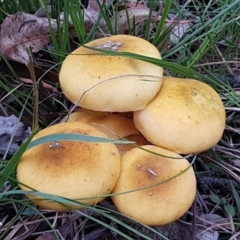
[17,122,121,211]
[67,109,150,156]
[115,134,151,156]
[112,145,196,226]
[133,77,226,154]
[67,109,140,139]
[59,35,163,112]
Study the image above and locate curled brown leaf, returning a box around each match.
[0,12,57,64]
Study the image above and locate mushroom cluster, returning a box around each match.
[17,35,226,226]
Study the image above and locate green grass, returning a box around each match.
[0,0,240,239]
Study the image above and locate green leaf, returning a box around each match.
[221,197,227,205]
[230,182,240,214]
[209,193,221,203]
[224,204,236,217]
[0,128,37,189]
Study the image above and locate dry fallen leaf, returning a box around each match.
[169,20,193,45]
[196,213,233,231]
[0,12,57,64]
[59,8,101,31]
[20,77,58,92]
[168,13,195,45]
[0,115,31,156]
[124,1,149,10]
[59,0,107,32]
[88,0,112,12]
[58,1,159,37]
[111,8,159,34]
[197,230,219,240]
[196,213,234,240]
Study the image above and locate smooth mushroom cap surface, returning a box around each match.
[17,122,121,211]
[112,145,196,226]
[59,35,163,112]
[133,77,226,154]
[67,109,140,139]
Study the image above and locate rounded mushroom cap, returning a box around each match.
[67,109,140,139]
[59,35,163,112]
[112,145,196,226]
[17,122,121,211]
[134,77,226,154]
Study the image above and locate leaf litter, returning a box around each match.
[0,12,57,64]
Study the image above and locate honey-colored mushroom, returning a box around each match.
[17,122,121,211]
[112,145,196,226]
[67,109,140,139]
[134,77,226,154]
[59,35,163,112]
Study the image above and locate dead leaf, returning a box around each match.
[20,77,58,92]
[58,1,155,36]
[170,21,192,45]
[168,14,195,45]
[59,1,105,32]
[122,1,149,10]
[197,230,219,240]
[34,5,53,18]
[88,0,112,12]
[0,12,57,64]
[0,115,31,156]
[197,214,233,231]
[111,8,159,34]
[155,221,193,239]
[195,214,234,240]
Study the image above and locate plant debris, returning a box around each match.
[0,115,31,157]
[0,12,57,64]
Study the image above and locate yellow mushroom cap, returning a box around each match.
[112,145,196,226]
[134,77,226,154]
[67,109,149,156]
[115,134,151,156]
[67,109,140,139]
[59,35,163,112]
[17,122,121,211]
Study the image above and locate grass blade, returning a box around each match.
[0,129,37,189]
